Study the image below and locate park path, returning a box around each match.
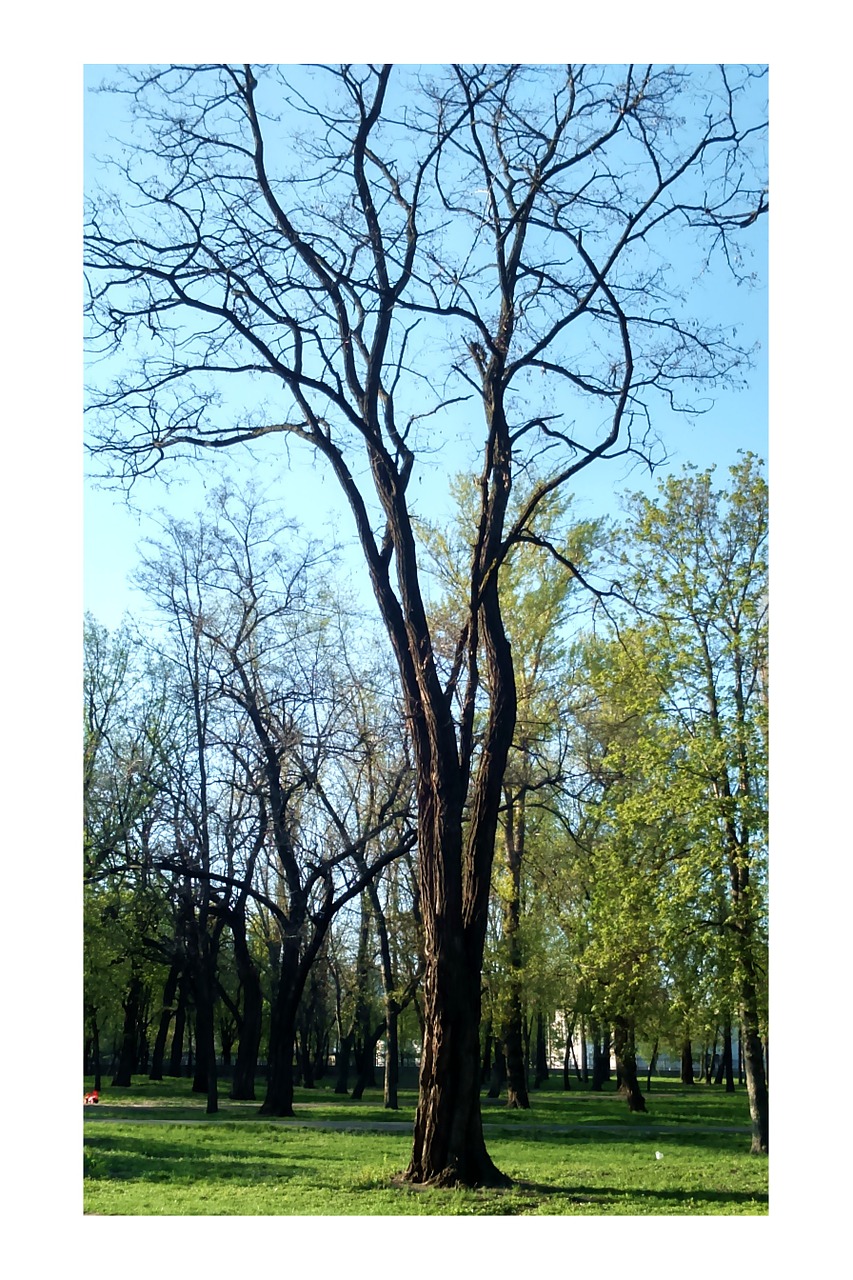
[83,1107,750,1137]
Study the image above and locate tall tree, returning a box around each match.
[86,63,767,1185]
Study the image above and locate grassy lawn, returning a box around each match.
[83,1076,767,1216]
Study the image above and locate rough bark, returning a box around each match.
[612,1016,647,1113]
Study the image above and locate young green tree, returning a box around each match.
[615,456,768,1149]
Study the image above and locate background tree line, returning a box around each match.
[84,456,768,1147]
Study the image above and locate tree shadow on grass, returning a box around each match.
[509,1178,767,1211]
[84,1130,307,1184]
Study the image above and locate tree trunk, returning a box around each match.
[646,1038,659,1092]
[680,1036,695,1085]
[533,1011,549,1088]
[503,1002,529,1108]
[480,1021,493,1086]
[384,1001,400,1110]
[406,945,509,1187]
[191,982,219,1114]
[298,1029,315,1088]
[737,1023,745,1085]
[487,1039,506,1098]
[580,1016,588,1084]
[740,977,769,1153]
[334,1032,354,1094]
[149,962,181,1082]
[715,1019,735,1092]
[112,974,143,1087]
[90,1013,102,1093]
[500,788,529,1108]
[562,1020,573,1091]
[612,1016,646,1113]
[259,944,300,1117]
[590,1021,606,1091]
[168,981,187,1077]
[230,942,263,1100]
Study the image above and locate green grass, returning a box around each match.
[83,1075,767,1215]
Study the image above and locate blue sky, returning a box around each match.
[84,63,768,633]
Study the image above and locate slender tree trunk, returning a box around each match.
[612,1016,646,1113]
[334,1032,354,1094]
[487,1038,506,1098]
[562,1019,573,1091]
[646,1038,659,1092]
[533,1011,549,1088]
[230,937,263,1100]
[351,1024,383,1100]
[740,976,769,1153]
[384,1002,400,1110]
[149,962,181,1082]
[722,1023,735,1092]
[481,1021,493,1086]
[112,974,143,1087]
[590,1020,606,1091]
[737,1023,745,1085]
[298,1029,315,1088]
[681,1036,695,1085]
[580,1017,588,1084]
[500,789,529,1108]
[168,981,187,1077]
[715,1019,735,1091]
[90,1013,102,1092]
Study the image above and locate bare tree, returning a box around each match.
[85,63,767,1186]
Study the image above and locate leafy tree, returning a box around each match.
[610,455,768,1149]
[86,63,767,1185]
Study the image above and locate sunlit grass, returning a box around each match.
[83,1074,765,1215]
